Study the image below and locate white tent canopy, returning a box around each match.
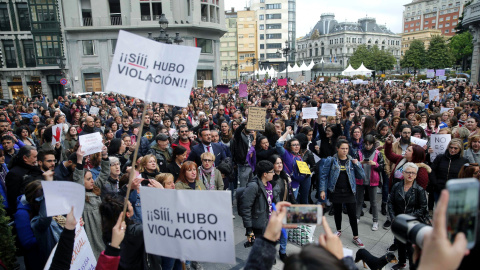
[355,63,373,76]
[307,60,315,70]
[341,64,356,76]
[299,61,309,71]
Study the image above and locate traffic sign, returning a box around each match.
[60,78,67,85]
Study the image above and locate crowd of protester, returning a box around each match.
[0,77,478,270]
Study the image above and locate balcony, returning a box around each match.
[70,16,126,27]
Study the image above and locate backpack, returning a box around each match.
[284,155,308,183]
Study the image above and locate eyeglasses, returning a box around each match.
[449,146,460,150]
[404,171,417,175]
[291,144,300,147]
[110,163,120,167]
[179,130,188,133]
[267,170,275,174]
[202,159,213,163]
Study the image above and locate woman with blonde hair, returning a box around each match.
[137,154,159,180]
[464,135,480,164]
[198,152,224,190]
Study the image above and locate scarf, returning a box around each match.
[351,138,364,151]
[0,164,7,194]
[199,165,216,190]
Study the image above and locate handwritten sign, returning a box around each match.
[51,123,63,146]
[320,103,337,117]
[430,134,451,162]
[79,132,104,156]
[436,69,445,76]
[239,84,248,97]
[296,161,312,174]
[319,77,324,82]
[246,107,267,131]
[429,89,440,102]
[140,187,235,264]
[278,78,287,86]
[302,107,318,119]
[105,30,200,106]
[217,85,229,94]
[41,181,85,220]
[410,136,427,147]
[427,69,435,78]
[89,106,99,115]
[203,80,212,88]
[44,223,96,270]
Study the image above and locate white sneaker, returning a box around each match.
[372,222,379,231]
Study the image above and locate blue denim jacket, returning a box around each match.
[318,154,366,194]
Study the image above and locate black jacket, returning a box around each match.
[231,123,251,165]
[5,163,44,216]
[429,151,469,192]
[271,173,297,204]
[387,181,428,221]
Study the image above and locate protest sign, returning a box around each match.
[239,84,248,97]
[44,223,96,270]
[439,75,447,81]
[51,123,63,146]
[331,77,338,82]
[79,132,104,156]
[321,103,338,117]
[319,77,324,82]
[427,69,435,78]
[217,85,229,94]
[203,80,212,88]
[105,30,200,107]
[267,79,272,83]
[140,187,235,264]
[429,89,440,102]
[410,136,427,148]
[89,106,99,115]
[278,78,287,86]
[246,106,267,131]
[296,161,312,174]
[430,134,451,162]
[41,181,85,220]
[302,107,318,119]
[440,107,451,114]
[436,69,445,76]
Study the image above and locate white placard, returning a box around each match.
[429,89,440,102]
[203,80,213,88]
[320,103,338,117]
[440,107,451,114]
[79,132,104,156]
[410,136,427,147]
[430,134,451,162]
[41,181,85,220]
[302,107,318,119]
[140,187,235,264]
[89,106,99,115]
[319,77,324,81]
[44,223,96,270]
[106,30,201,106]
[51,123,63,146]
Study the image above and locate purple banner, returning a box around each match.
[278,78,287,86]
[267,79,272,83]
[436,69,445,76]
[217,85,229,94]
[239,84,248,97]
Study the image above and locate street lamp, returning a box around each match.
[248,57,258,71]
[147,14,183,45]
[320,57,325,76]
[222,65,229,83]
[230,61,239,83]
[57,56,66,75]
[277,40,295,88]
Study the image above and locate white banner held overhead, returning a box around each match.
[302,107,318,119]
[41,181,85,220]
[106,30,201,106]
[51,123,63,146]
[430,134,451,162]
[410,136,427,148]
[140,187,235,264]
[89,106,99,115]
[429,89,440,102]
[79,132,104,156]
[321,103,338,117]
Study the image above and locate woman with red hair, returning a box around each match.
[175,161,206,190]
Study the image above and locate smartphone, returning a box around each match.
[131,135,137,144]
[363,158,370,162]
[283,205,323,225]
[446,178,479,249]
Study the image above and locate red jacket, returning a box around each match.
[95,250,120,270]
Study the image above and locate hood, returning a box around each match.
[16,194,31,211]
[416,163,432,174]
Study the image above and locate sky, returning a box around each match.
[224,0,408,37]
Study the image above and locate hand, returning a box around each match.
[263,202,296,242]
[314,145,320,152]
[76,145,85,161]
[43,170,54,181]
[65,206,77,230]
[129,143,136,152]
[423,144,428,151]
[148,179,164,189]
[369,160,376,166]
[111,213,126,249]
[386,134,394,144]
[376,145,385,150]
[246,232,255,242]
[55,142,61,149]
[101,145,108,158]
[417,190,469,270]
[286,126,293,135]
[349,112,355,121]
[131,177,142,190]
[318,216,344,260]
[320,191,325,200]
[351,159,358,165]
[251,138,256,146]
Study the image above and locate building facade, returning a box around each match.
[237,9,257,80]
[403,0,467,37]
[296,14,402,70]
[250,0,296,71]
[400,29,442,56]
[0,0,65,100]
[220,8,237,83]
[463,0,480,83]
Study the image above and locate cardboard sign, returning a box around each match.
[427,69,435,78]
[440,107,452,114]
[217,85,229,94]
[302,107,318,119]
[319,77,324,82]
[429,89,440,102]
[296,161,312,174]
[79,132,104,156]
[430,134,451,162]
[44,223,96,270]
[140,187,235,264]
[51,123,63,146]
[106,30,200,106]
[239,84,248,97]
[203,80,212,88]
[89,106,99,115]
[41,181,85,220]
[320,103,337,117]
[278,78,287,86]
[246,106,267,131]
[410,136,427,147]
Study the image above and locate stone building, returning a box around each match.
[463,0,480,84]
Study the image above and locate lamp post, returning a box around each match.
[248,57,258,71]
[147,14,183,45]
[277,40,295,88]
[320,57,325,76]
[56,56,66,74]
[222,65,229,83]
[230,61,239,83]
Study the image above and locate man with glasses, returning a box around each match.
[173,125,197,156]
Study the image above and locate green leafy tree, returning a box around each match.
[348,45,371,69]
[455,0,473,33]
[449,31,473,70]
[0,196,17,270]
[349,45,396,73]
[426,35,455,71]
[400,40,426,78]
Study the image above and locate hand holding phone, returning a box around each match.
[283,205,323,225]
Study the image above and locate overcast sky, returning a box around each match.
[224,0,407,37]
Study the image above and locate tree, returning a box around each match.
[348,45,396,73]
[400,40,426,78]
[455,0,473,33]
[449,31,473,70]
[349,45,372,69]
[0,196,17,270]
[426,35,455,71]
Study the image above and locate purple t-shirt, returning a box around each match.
[265,182,273,216]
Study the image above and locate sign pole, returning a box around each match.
[122,101,148,220]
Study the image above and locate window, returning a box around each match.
[453,21,457,25]
[266,43,282,49]
[416,22,420,26]
[446,16,450,20]
[239,55,244,60]
[411,23,414,27]
[440,17,444,22]
[260,44,264,49]
[238,34,243,38]
[16,3,31,31]
[439,24,443,28]
[425,21,429,24]
[266,23,281,29]
[248,34,254,38]
[266,53,280,59]
[266,34,281,39]
[3,40,17,68]
[453,15,457,19]
[266,4,281,9]
[23,40,36,67]
[446,23,450,26]
[0,3,11,31]
[260,34,264,40]
[259,24,264,30]
[196,38,212,53]
[266,14,281,19]
[83,40,95,55]
[260,53,265,59]
[259,15,264,20]
[29,0,60,30]
[432,19,436,23]
[34,35,62,65]
[445,29,449,33]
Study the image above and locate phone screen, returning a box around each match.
[131,135,137,145]
[447,179,479,249]
[283,205,322,225]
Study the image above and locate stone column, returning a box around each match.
[470,25,480,84]
[21,74,30,98]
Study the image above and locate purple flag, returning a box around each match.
[239,84,248,97]
[267,79,272,83]
[217,85,229,94]
[436,69,445,76]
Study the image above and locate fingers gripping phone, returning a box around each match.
[283,205,323,225]
[446,178,479,249]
